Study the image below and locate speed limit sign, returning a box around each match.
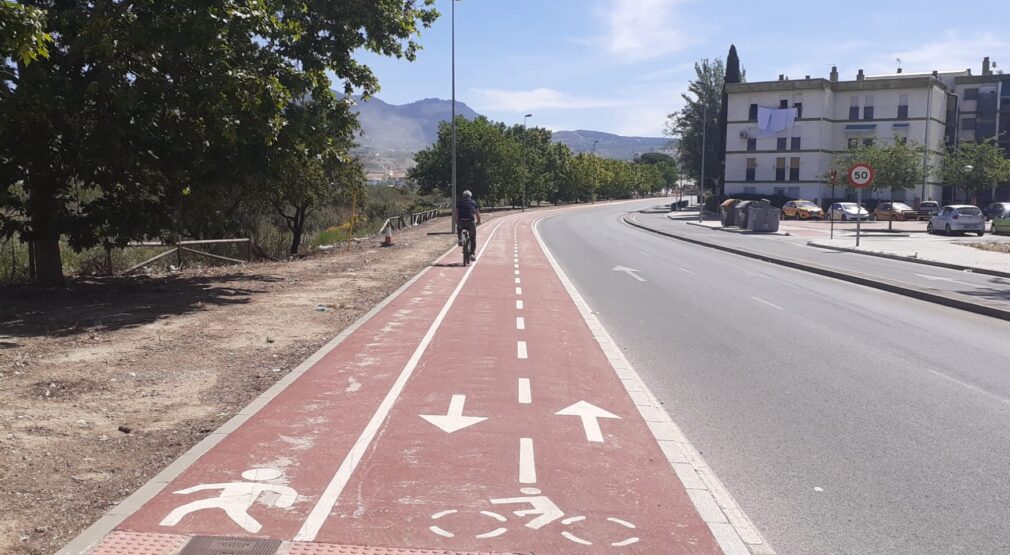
[848,164,874,189]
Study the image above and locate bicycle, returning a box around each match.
[460,227,472,266]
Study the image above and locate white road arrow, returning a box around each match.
[555,401,621,443]
[420,394,487,433]
[612,265,646,282]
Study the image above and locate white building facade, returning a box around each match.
[725,69,951,205]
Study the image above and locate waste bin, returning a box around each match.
[735,200,757,228]
[748,203,781,232]
[720,199,740,227]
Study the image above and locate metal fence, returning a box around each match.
[120,238,252,275]
[379,208,441,235]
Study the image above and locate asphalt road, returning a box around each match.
[538,199,1010,555]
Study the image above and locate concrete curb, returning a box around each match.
[683,220,792,237]
[622,214,1010,323]
[807,241,1010,280]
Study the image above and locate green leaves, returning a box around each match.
[830,139,928,192]
[0,2,53,64]
[940,139,1010,195]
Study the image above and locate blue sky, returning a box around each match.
[354,0,1010,137]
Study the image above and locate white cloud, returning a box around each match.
[469,87,630,112]
[868,31,1009,75]
[603,0,694,62]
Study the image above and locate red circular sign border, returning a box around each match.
[848,164,875,189]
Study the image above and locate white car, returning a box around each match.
[826,202,870,221]
[927,205,985,236]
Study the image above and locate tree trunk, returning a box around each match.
[288,206,307,255]
[32,238,65,285]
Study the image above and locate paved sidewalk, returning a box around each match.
[62,207,772,555]
[808,236,1010,276]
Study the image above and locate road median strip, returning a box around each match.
[623,214,1010,323]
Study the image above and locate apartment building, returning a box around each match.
[724,57,1009,205]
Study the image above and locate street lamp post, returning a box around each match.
[450,0,458,233]
[699,99,707,223]
[964,164,974,205]
[523,113,532,212]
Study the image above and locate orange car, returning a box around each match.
[781,200,824,220]
[873,202,918,221]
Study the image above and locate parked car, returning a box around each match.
[916,201,940,221]
[982,201,1010,221]
[873,202,918,221]
[990,205,1010,235]
[781,200,823,220]
[826,202,869,221]
[927,205,985,236]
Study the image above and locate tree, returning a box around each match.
[829,139,930,228]
[0,1,438,284]
[940,140,1010,204]
[717,45,741,191]
[666,59,725,199]
[634,153,679,194]
[0,1,51,64]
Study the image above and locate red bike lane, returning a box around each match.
[69,209,741,555]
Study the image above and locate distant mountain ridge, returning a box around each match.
[347,95,673,169]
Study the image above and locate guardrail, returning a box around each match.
[120,238,251,275]
[379,208,440,235]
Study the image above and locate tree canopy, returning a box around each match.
[666,59,725,197]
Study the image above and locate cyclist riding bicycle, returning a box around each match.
[457,190,481,260]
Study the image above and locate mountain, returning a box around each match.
[351,96,480,154]
[347,96,674,171]
[552,130,676,161]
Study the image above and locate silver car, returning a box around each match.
[927,204,985,236]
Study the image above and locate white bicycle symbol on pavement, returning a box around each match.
[428,487,639,548]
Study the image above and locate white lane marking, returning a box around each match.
[516,316,526,330]
[750,296,784,310]
[515,287,523,295]
[515,269,520,275]
[926,368,1010,406]
[518,378,532,404]
[517,341,528,359]
[515,277,521,284]
[555,401,621,443]
[519,438,536,483]
[516,300,524,310]
[914,273,979,288]
[639,251,654,258]
[419,394,488,433]
[679,267,695,275]
[294,222,504,542]
[612,265,646,282]
[533,216,775,555]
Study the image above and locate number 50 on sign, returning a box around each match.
[848,164,874,189]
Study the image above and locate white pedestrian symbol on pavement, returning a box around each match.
[160,468,297,533]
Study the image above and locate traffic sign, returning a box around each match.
[848,164,874,189]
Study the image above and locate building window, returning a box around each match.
[848,137,859,149]
[794,102,803,118]
[747,138,756,151]
[863,138,875,147]
[898,94,909,120]
[779,98,789,108]
[962,118,977,130]
[746,158,756,181]
[774,187,786,196]
[791,137,801,151]
[849,96,860,120]
[777,137,787,151]
[789,157,800,181]
[775,157,786,181]
[749,103,758,120]
[788,187,800,198]
[965,88,979,101]
[744,187,756,194]
[863,95,874,120]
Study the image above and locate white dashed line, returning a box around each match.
[516,300,524,310]
[515,287,523,295]
[519,438,536,483]
[515,277,521,284]
[515,269,520,275]
[517,341,528,359]
[518,378,531,404]
[679,268,695,275]
[750,296,783,310]
[516,317,525,330]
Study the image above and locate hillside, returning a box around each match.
[552,130,676,160]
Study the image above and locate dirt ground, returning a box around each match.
[0,219,462,555]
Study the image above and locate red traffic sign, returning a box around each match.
[848,164,874,189]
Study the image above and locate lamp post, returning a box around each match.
[523,113,532,212]
[964,164,974,205]
[699,98,707,223]
[450,0,459,233]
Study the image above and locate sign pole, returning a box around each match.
[829,170,837,240]
[856,187,862,247]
